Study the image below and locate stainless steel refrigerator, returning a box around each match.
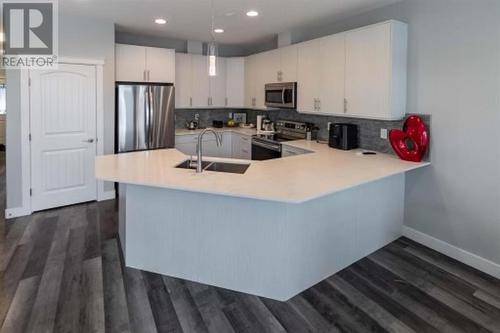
[116,82,175,153]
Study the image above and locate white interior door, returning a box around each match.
[30,63,97,211]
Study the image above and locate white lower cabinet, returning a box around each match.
[175,132,236,159]
[231,133,252,160]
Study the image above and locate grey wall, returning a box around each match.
[5,69,21,209]
[6,14,115,209]
[292,0,500,265]
[116,31,277,57]
[116,31,187,53]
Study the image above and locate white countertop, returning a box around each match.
[96,140,430,203]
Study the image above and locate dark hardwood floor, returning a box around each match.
[1,158,500,332]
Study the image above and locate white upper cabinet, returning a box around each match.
[253,52,270,108]
[209,57,226,107]
[175,54,230,108]
[297,39,321,113]
[226,57,245,107]
[169,20,407,118]
[115,44,146,82]
[145,47,175,83]
[244,55,258,108]
[297,35,345,114]
[259,49,280,84]
[190,55,211,107]
[279,45,298,82]
[175,53,192,108]
[243,46,298,109]
[345,21,407,120]
[296,20,407,119]
[317,33,346,115]
[115,44,175,83]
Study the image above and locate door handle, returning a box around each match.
[83,138,95,143]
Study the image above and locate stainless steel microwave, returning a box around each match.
[265,82,297,109]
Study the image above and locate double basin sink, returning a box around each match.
[176,160,250,174]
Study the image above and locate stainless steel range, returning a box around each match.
[251,120,308,160]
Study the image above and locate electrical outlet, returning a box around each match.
[380,128,388,139]
[327,122,332,131]
[228,112,233,119]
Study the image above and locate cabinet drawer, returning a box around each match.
[176,134,217,144]
[176,134,199,144]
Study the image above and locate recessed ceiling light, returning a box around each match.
[246,10,259,17]
[154,18,167,25]
[214,28,224,34]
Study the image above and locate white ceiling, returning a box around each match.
[60,0,402,45]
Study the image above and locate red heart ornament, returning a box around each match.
[389,116,428,162]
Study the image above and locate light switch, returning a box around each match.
[380,128,388,139]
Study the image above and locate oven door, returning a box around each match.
[251,139,281,160]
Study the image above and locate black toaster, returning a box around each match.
[329,123,359,150]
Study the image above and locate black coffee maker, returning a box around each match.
[329,123,359,150]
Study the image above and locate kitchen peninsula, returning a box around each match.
[96,141,429,301]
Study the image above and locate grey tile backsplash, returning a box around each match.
[175,108,431,157]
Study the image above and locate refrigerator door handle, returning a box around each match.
[147,85,154,148]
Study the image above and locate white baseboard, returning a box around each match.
[5,206,31,219]
[98,190,116,201]
[403,226,500,280]
[6,190,115,219]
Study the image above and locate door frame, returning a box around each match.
[9,57,110,218]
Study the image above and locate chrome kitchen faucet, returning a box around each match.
[195,128,222,173]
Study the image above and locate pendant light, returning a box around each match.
[208,0,218,76]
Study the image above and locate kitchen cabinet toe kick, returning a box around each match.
[118,173,405,301]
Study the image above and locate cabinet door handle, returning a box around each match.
[344,98,348,113]
[318,99,321,111]
[143,70,147,81]
[189,97,192,107]
[225,97,228,106]
[147,70,150,81]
